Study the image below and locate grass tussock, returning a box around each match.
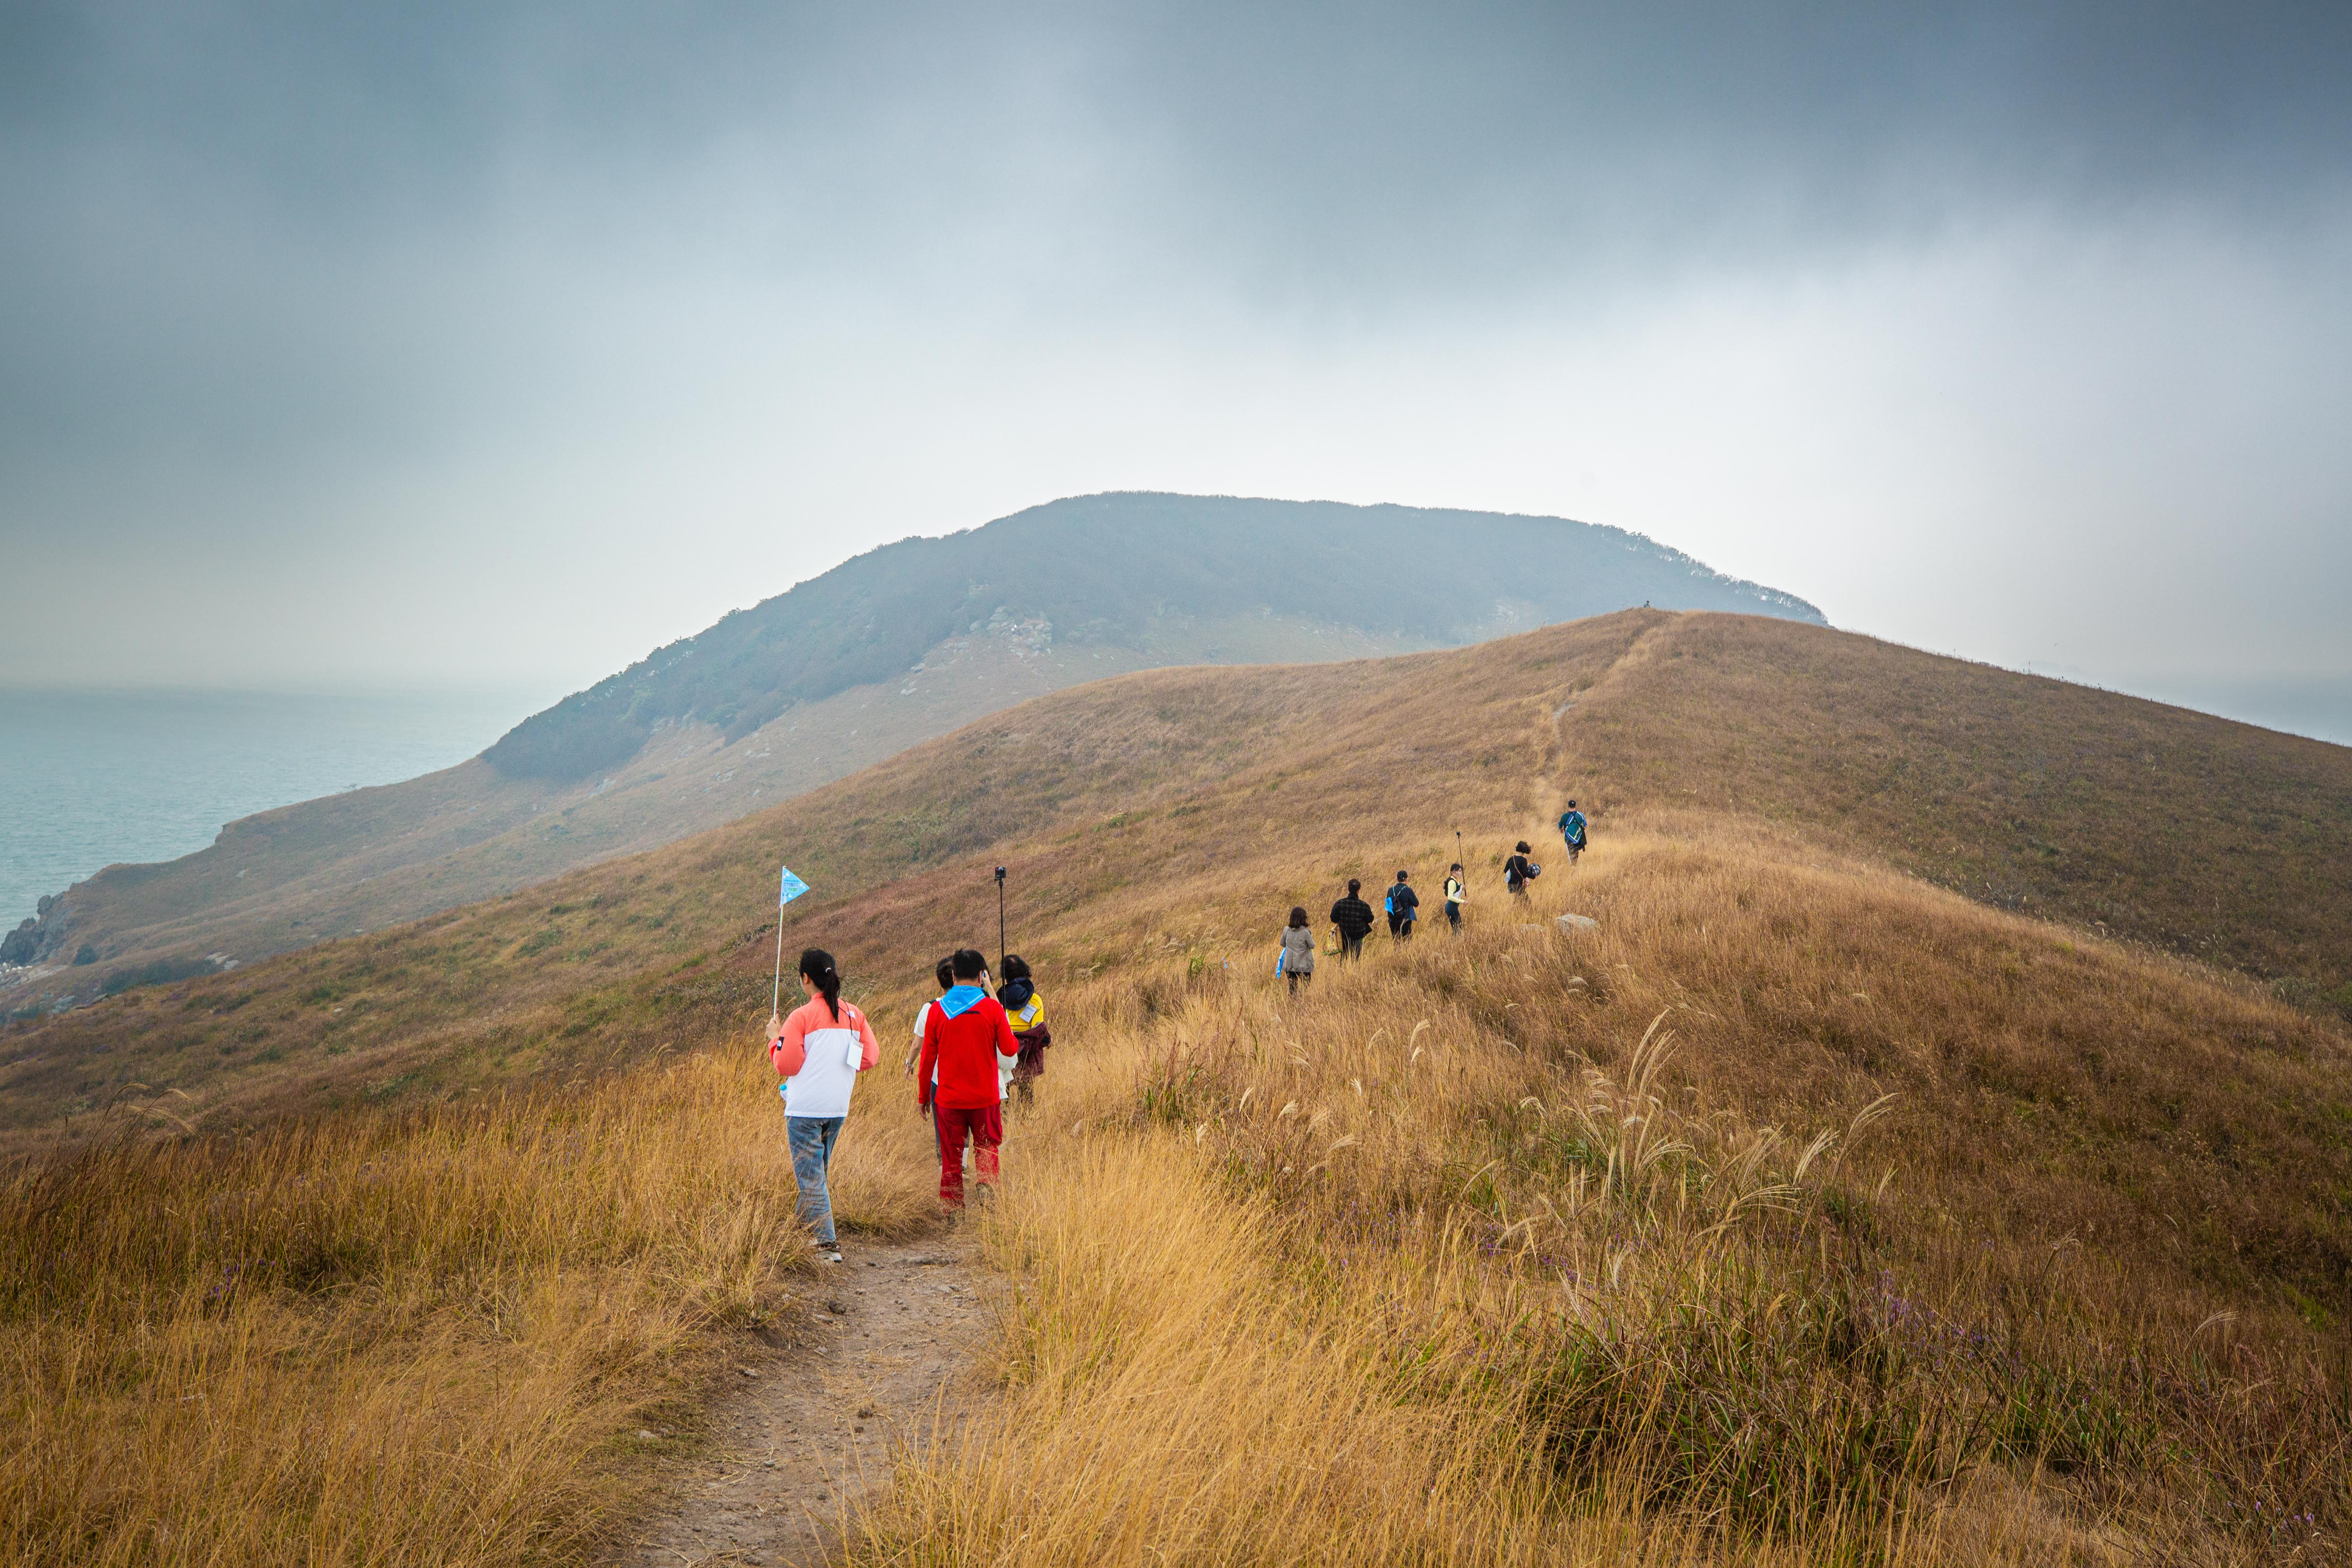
[3,614,2348,1564]
[853,830,2348,1565]
[0,1053,938,1567]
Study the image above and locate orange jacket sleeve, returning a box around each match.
[768,1006,809,1078]
[852,1006,881,1070]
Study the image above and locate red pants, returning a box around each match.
[933,1102,1003,1208]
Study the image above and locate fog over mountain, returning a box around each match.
[1,3,2348,708]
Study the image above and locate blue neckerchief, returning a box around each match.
[937,983,987,1019]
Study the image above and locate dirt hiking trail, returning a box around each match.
[610,1232,989,1568]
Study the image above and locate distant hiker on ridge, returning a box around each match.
[997,954,1050,1107]
[1329,880,1375,960]
[1384,870,1419,940]
[1278,905,1316,993]
[1557,801,1588,864]
[767,948,881,1264]
[1443,863,1466,932]
[917,948,1019,1209]
[1505,842,1540,898]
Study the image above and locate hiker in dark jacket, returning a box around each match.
[1505,841,1541,897]
[1328,880,1375,960]
[1384,870,1419,939]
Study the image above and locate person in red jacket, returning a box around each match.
[917,947,1019,1208]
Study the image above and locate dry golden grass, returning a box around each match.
[850,828,2347,1565]
[4,613,2349,1564]
[15,611,2346,1143]
[1566,615,2352,996]
[0,1054,939,1566]
[0,612,1613,1140]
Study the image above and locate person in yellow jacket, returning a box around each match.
[997,954,1050,1107]
[1443,863,1466,932]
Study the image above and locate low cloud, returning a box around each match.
[2,2,2347,695]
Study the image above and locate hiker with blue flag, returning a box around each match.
[1557,801,1588,864]
[758,865,877,1263]
[767,948,880,1264]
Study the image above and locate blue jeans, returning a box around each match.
[786,1115,845,1245]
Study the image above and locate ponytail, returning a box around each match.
[797,948,842,1023]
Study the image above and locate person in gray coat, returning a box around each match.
[1279,905,1317,994]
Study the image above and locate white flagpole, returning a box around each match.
[771,914,785,1022]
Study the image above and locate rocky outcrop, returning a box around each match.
[0,892,70,968]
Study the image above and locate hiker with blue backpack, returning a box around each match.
[1557,800,1588,864]
[1384,870,1419,940]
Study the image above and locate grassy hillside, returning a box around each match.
[0,617,1292,1015]
[8,611,2348,1133]
[1567,615,2352,994]
[483,492,1824,782]
[5,612,2349,1564]
[3,493,1821,1012]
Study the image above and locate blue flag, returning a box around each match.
[778,865,809,906]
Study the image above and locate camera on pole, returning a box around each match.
[994,865,1008,973]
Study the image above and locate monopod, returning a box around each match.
[994,865,1008,973]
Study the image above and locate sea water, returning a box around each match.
[2118,676,2352,750]
[0,688,545,929]
[2,675,2341,939]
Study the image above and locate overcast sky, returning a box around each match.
[3,1,2347,716]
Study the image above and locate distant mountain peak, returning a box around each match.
[483,492,1822,782]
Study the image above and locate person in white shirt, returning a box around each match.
[766,948,880,1263]
[904,956,956,1078]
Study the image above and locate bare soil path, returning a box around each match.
[609,1232,988,1568]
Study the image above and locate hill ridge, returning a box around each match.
[1,496,1822,1005]
[481,491,1823,782]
